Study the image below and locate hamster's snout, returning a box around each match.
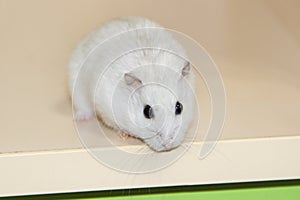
[158,132,175,150]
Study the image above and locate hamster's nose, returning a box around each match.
[162,140,171,148]
[158,133,174,148]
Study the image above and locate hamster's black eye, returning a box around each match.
[175,101,183,115]
[143,105,154,119]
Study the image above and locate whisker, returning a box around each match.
[142,133,159,140]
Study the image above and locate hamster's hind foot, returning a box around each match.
[73,110,94,122]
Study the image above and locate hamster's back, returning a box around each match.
[68,17,161,90]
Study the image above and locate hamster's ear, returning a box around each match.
[181,62,191,76]
[124,73,142,86]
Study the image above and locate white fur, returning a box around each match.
[68,17,195,151]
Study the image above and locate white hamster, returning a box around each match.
[68,17,195,152]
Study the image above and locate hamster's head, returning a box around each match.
[122,62,194,152]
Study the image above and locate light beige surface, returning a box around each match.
[1,0,299,153]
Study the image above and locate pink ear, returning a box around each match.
[124,73,142,86]
[182,62,191,76]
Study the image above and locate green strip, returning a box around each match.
[4,180,300,200]
[82,185,300,200]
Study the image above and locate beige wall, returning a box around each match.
[0,0,299,153]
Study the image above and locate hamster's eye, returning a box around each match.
[144,105,154,119]
[175,101,183,115]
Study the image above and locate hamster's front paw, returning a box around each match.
[74,110,94,122]
[118,130,130,140]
